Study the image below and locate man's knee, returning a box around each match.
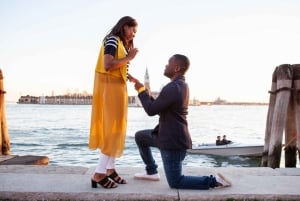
[165,172,182,189]
[135,130,143,144]
[135,129,155,147]
[167,179,180,189]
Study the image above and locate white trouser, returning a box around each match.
[95,152,115,173]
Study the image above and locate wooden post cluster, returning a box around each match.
[0,69,10,155]
[261,64,300,168]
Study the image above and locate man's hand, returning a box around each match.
[134,80,144,91]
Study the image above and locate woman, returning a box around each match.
[89,16,138,189]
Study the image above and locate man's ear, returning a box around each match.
[175,66,181,73]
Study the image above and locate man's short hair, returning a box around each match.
[173,54,190,73]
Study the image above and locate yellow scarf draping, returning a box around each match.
[89,37,128,158]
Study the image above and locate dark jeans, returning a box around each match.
[135,129,218,190]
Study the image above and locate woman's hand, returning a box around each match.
[127,74,144,91]
[103,48,138,71]
[127,48,139,61]
[127,74,137,83]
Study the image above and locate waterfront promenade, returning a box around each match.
[1,165,300,201]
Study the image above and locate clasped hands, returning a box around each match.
[128,74,144,92]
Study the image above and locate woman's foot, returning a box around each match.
[107,169,127,184]
[91,173,118,188]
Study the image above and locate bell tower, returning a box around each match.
[144,67,151,93]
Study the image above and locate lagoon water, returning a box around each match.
[6,103,271,168]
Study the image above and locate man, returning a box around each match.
[129,54,232,190]
[216,136,222,145]
[222,135,232,145]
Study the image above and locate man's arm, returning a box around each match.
[129,74,176,116]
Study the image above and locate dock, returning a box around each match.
[1,165,300,201]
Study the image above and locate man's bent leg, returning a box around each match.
[160,149,217,189]
[135,129,159,176]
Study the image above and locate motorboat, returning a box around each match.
[187,142,264,157]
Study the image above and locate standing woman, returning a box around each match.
[89,16,138,189]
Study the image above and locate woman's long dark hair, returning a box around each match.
[106,16,137,51]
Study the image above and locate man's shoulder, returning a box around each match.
[171,77,188,88]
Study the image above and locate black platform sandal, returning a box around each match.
[91,176,118,188]
[108,171,127,184]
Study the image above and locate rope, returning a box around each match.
[283,135,297,150]
[268,87,294,94]
[268,86,300,104]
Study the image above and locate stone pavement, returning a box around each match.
[0,165,300,201]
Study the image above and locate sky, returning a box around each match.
[1,0,300,103]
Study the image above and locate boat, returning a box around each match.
[187,142,264,157]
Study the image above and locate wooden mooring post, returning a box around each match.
[261,64,300,168]
[0,69,10,155]
[0,70,49,165]
[289,65,300,166]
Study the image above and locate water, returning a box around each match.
[5,103,272,168]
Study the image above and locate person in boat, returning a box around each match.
[222,135,232,145]
[129,54,232,189]
[216,136,222,145]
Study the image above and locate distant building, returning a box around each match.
[190,97,201,106]
[213,97,227,105]
[128,95,141,107]
[17,68,160,106]
[17,95,39,104]
[18,94,93,105]
[144,67,151,94]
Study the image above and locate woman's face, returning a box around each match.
[124,25,137,41]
